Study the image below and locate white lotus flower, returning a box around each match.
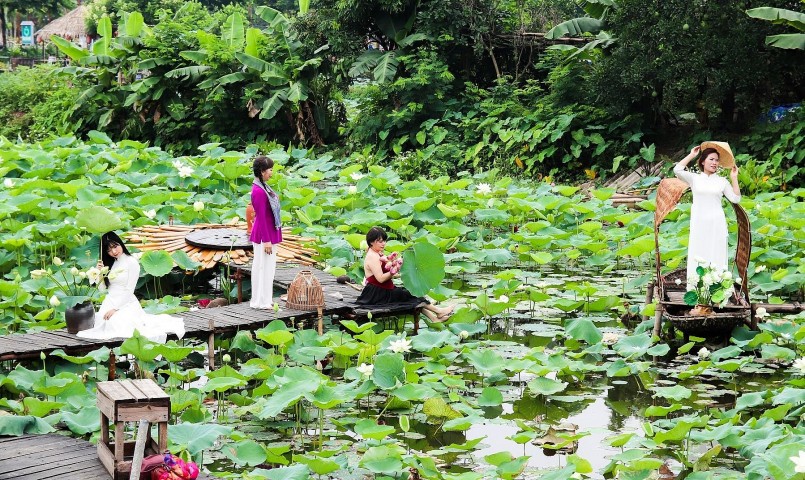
[49,295,60,307]
[172,160,183,169]
[178,165,194,178]
[229,216,240,224]
[754,265,767,273]
[694,256,706,264]
[4,178,14,188]
[78,271,87,279]
[193,201,204,212]
[723,271,732,280]
[31,269,46,279]
[143,209,157,219]
[357,363,374,377]
[755,307,769,320]
[86,267,101,285]
[602,332,620,345]
[70,267,80,276]
[350,172,365,181]
[476,183,492,195]
[459,330,470,340]
[791,450,805,473]
[674,278,682,285]
[53,257,63,266]
[793,358,805,374]
[222,354,231,363]
[348,185,357,195]
[389,337,412,354]
[697,347,710,359]
[498,295,509,303]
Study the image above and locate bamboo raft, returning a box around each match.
[126,223,318,270]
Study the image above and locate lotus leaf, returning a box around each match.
[0,415,55,435]
[169,423,233,457]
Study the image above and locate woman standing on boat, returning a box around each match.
[673,142,741,282]
[250,156,283,309]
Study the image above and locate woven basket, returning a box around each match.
[285,270,325,311]
[662,302,750,337]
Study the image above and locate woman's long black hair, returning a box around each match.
[100,231,131,287]
[253,155,275,192]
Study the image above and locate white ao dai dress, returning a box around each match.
[76,254,185,343]
[673,165,741,282]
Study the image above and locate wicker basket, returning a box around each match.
[285,270,325,311]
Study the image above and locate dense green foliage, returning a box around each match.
[0,65,79,141]
[589,0,804,131]
[2,0,802,181]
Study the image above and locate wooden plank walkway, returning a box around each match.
[0,264,422,363]
[0,434,215,480]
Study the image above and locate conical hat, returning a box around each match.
[700,141,735,168]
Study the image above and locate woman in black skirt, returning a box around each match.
[356,226,454,322]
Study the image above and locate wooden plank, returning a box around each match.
[0,435,219,480]
[130,379,169,400]
[97,380,136,402]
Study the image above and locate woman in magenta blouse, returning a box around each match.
[250,156,283,309]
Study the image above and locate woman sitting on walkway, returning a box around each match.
[77,231,185,343]
[356,226,453,323]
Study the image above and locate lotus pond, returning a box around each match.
[1,136,804,479]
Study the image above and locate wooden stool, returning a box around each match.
[96,379,171,479]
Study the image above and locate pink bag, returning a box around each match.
[140,452,199,480]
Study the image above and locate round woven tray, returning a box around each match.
[664,306,750,337]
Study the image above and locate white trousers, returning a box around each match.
[250,243,277,309]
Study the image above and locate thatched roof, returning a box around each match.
[35,5,88,42]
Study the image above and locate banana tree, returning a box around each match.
[545,0,617,61]
[746,7,805,50]
[348,9,429,83]
[173,7,330,145]
[52,12,151,130]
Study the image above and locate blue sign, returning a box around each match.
[21,21,35,46]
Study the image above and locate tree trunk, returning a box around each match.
[1,7,7,49]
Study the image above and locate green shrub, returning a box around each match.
[0,65,79,141]
[740,107,804,192]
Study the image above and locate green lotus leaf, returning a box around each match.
[527,377,568,396]
[371,352,405,390]
[75,205,123,234]
[140,250,174,277]
[478,386,504,407]
[564,317,602,344]
[0,415,55,435]
[62,406,100,435]
[400,242,445,297]
[360,445,404,474]
[221,440,267,467]
[354,418,396,440]
[168,423,233,457]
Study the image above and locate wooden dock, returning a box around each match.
[0,434,215,480]
[0,264,422,365]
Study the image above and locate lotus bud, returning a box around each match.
[222,354,231,363]
[53,257,63,266]
[49,295,60,306]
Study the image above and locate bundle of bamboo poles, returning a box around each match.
[126,223,318,270]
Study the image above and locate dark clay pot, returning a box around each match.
[65,301,95,334]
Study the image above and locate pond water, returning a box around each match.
[194,261,802,478]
